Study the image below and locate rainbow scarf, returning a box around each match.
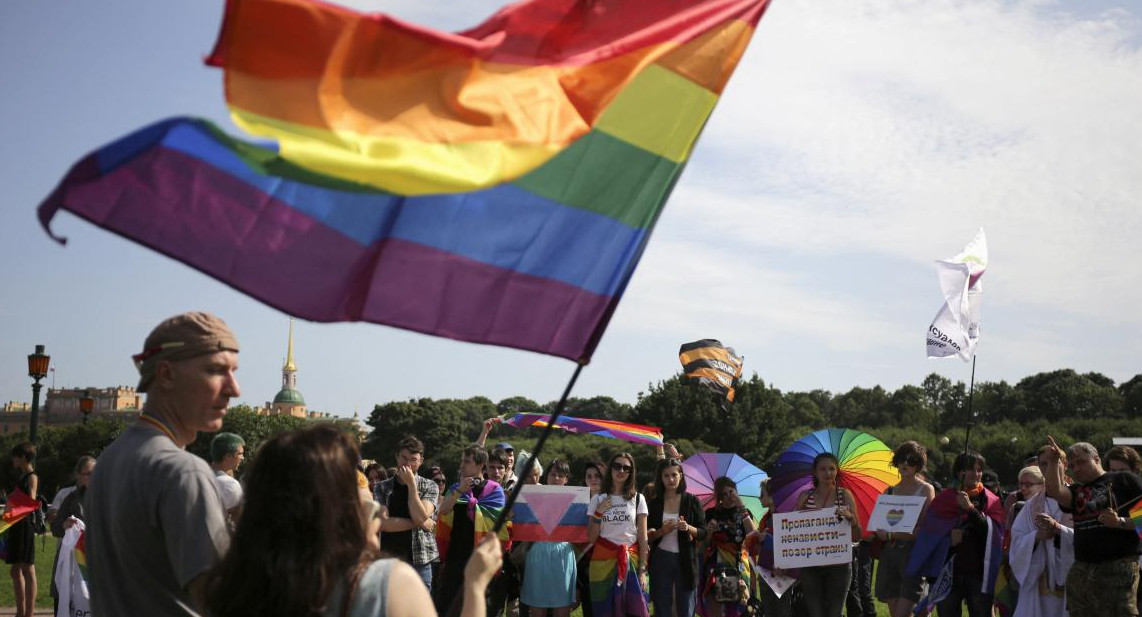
[500,413,663,446]
[589,537,649,617]
[906,487,1005,596]
[436,480,511,564]
[38,0,773,363]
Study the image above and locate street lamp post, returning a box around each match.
[27,344,50,443]
[80,390,95,425]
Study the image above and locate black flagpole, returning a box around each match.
[447,361,586,617]
[962,355,978,454]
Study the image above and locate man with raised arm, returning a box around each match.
[1042,436,1142,617]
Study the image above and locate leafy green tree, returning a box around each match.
[1016,369,1124,421]
[186,405,316,472]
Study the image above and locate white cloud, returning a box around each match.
[669,0,1142,327]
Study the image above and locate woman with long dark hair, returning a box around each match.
[205,425,500,617]
[698,476,756,617]
[587,452,649,617]
[646,457,706,617]
[796,452,861,617]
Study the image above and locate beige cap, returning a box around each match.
[134,312,240,393]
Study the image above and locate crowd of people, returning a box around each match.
[4,311,1142,617]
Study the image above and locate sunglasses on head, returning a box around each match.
[611,462,633,473]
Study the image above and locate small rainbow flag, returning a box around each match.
[1128,497,1142,540]
[75,530,89,584]
[501,413,663,446]
[38,0,774,362]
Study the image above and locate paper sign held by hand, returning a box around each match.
[866,494,927,534]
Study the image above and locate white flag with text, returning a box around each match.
[926,229,987,361]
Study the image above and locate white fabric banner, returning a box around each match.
[55,520,90,617]
[927,229,988,361]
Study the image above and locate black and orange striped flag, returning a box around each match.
[679,339,744,405]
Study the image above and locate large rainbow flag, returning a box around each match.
[38,0,773,361]
[501,413,663,446]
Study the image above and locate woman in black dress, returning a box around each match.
[6,442,39,617]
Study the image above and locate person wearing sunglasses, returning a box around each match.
[873,441,935,617]
[587,453,650,617]
[699,476,756,617]
[1008,461,1072,617]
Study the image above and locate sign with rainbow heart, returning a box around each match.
[512,485,590,542]
[866,494,927,534]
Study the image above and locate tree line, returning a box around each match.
[3,368,1139,501]
[362,369,1142,489]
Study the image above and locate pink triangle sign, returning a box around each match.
[527,491,578,537]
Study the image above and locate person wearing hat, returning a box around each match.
[87,312,239,617]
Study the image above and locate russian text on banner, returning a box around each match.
[772,509,852,569]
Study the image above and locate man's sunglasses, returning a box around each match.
[611,462,633,473]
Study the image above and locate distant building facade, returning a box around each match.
[1,386,142,434]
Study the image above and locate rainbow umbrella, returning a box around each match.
[768,428,899,530]
[682,453,768,521]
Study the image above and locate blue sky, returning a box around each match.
[2,0,1140,420]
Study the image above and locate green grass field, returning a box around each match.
[0,534,58,609]
[1,537,892,616]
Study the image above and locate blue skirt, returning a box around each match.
[521,542,578,608]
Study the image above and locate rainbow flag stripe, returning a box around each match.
[502,413,663,446]
[436,480,511,564]
[38,0,772,362]
[75,531,89,583]
[0,489,38,537]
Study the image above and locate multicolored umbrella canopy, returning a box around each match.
[768,428,899,530]
[682,453,768,521]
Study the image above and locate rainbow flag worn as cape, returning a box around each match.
[38,0,773,363]
[436,479,511,564]
[501,413,663,446]
[906,488,1005,597]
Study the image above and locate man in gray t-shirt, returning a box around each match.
[87,312,240,616]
